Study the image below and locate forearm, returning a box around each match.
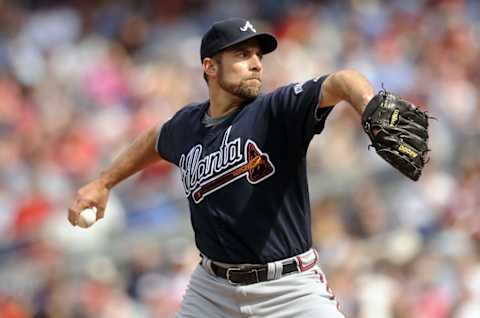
[321,70,375,114]
[99,123,163,189]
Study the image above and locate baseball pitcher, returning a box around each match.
[68,18,430,317]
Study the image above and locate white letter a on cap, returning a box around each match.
[240,21,256,33]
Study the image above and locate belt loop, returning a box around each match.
[274,261,283,279]
[297,249,318,272]
[201,255,215,276]
[267,261,283,280]
[267,262,275,280]
[313,248,320,264]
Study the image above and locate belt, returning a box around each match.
[207,249,319,285]
[210,260,299,285]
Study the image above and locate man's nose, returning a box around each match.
[249,54,262,72]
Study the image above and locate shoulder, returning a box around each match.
[253,84,293,108]
[265,83,296,98]
[167,101,207,125]
[258,75,328,110]
[266,75,329,99]
[174,101,207,117]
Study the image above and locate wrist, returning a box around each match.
[360,93,375,112]
[98,172,115,190]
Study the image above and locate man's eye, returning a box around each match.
[237,51,247,58]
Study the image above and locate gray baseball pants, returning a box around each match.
[176,249,345,318]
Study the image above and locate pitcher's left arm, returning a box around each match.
[319,69,374,114]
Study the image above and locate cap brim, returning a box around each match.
[215,32,278,56]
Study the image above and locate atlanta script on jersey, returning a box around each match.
[156,75,334,264]
[180,127,275,203]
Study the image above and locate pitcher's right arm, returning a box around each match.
[68,123,163,226]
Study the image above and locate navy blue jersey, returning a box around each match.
[156,75,334,264]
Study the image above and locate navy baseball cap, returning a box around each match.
[200,18,278,62]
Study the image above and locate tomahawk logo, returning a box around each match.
[240,20,256,33]
[179,127,275,203]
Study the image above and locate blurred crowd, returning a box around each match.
[0,0,479,317]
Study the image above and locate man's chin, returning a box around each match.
[220,80,261,101]
[237,84,261,100]
[238,90,259,101]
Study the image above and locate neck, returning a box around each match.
[207,82,247,118]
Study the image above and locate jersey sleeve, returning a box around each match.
[269,75,335,153]
[155,119,175,164]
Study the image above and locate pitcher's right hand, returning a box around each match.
[68,179,110,227]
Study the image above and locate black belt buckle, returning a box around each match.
[226,267,260,284]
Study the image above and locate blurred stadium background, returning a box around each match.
[0,0,479,317]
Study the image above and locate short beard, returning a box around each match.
[218,68,262,101]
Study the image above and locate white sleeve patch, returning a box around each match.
[293,82,304,95]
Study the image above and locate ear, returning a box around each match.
[203,57,218,79]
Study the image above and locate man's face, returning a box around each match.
[215,39,264,100]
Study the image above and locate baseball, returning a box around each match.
[78,207,97,228]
